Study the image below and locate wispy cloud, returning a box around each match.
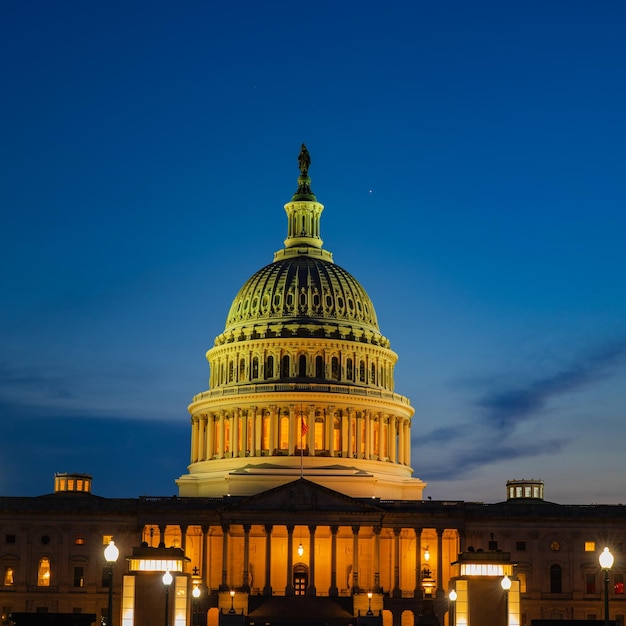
[415,338,626,481]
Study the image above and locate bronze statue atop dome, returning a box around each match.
[298,143,311,175]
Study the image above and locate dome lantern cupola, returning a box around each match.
[276,143,332,261]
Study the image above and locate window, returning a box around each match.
[37,558,51,586]
[5,535,15,545]
[585,541,596,552]
[331,357,339,380]
[74,536,85,546]
[281,355,290,378]
[585,573,596,594]
[3,567,14,586]
[516,541,526,551]
[517,572,527,593]
[315,356,324,378]
[73,567,84,588]
[102,535,113,546]
[298,355,307,377]
[550,564,562,593]
[265,356,274,379]
[615,573,624,595]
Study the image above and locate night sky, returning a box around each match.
[1,1,625,503]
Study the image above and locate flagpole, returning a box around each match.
[300,405,304,478]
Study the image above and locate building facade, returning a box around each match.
[0,148,624,626]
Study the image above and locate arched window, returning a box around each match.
[315,356,324,378]
[266,356,274,379]
[252,357,259,379]
[298,355,307,377]
[282,355,290,378]
[38,557,51,587]
[359,361,366,382]
[331,357,339,380]
[371,363,376,384]
[228,361,234,383]
[346,358,353,381]
[239,358,246,381]
[550,564,562,593]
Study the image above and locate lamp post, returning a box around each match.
[104,540,119,626]
[501,574,511,626]
[162,570,173,626]
[229,589,236,614]
[448,589,457,626]
[192,585,201,626]
[599,547,614,626]
[366,591,373,616]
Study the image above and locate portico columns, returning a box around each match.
[392,528,401,598]
[329,525,338,596]
[285,525,294,595]
[242,525,250,591]
[263,525,273,596]
[306,525,317,596]
[352,525,360,593]
[414,528,423,599]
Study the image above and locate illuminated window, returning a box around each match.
[75,536,85,545]
[333,417,341,452]
[224,420,230,453]
[262,414,270,450]
[585,542,596,552]
[517,572,527,593]
[3,567,14,586]
[615,574,624,595]
[314,420,324,451]
[37,558,51,586]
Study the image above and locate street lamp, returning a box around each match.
[599,547,614,626]
[229,589,236,614]
[501,575,511,626]
[192,585,201,626]
[162,570,173,626]
[366,591,373,616]
[448,589,457,626]
[104,540,119,626]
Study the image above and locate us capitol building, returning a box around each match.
[0,147,624,626]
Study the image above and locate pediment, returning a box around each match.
[223,478,383,515]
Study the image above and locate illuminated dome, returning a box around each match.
[218,256,388,349]
[178,145,424,500]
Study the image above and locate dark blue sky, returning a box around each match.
[1,1,625,503]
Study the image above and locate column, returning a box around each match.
[306,525,317,596]
[373,527,381,593]
[201,526,210,591]
[158,525,167,548]
[285,525,294,595]
[404,420,411,467]
[191,417,199,463]
[356,411,363,458]
[436,528,444,598]
[392,528,401,598]
[364,410,371,459]
[341,410,349,457]
[352,525,360,593]
[232,409,240,458]
[329,526,338,596]
[263,525,273,596]
[243,525,250,591]
[389,416,397,463]
[218,411,225,459]
[251,406,259,455]
[414,528,423,599]
[221,525,229,590]
[327,407,335,457]
[206,414,214,461]
[398,417,405,465]
[240,408,247,457]
[347,408,354,458]
[180,525,188,561]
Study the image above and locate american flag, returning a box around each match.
[301,417,309,436]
